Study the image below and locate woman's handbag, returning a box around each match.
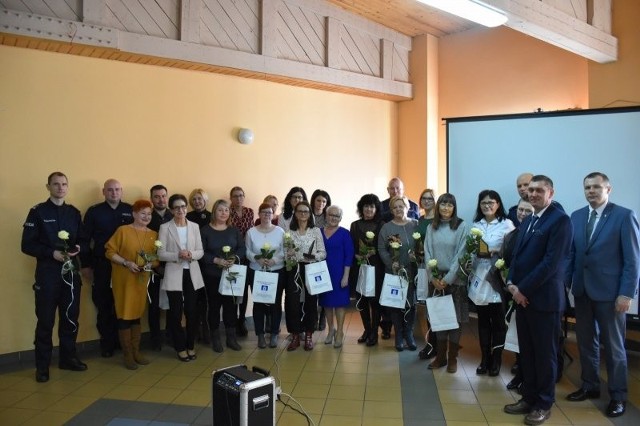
[426,289,459,331]
[251,270,279,304]
[304,260,333,295]
[379,273,408,309]
[468,261,501,305]
[355,264,376,297]
[219,264,247,297]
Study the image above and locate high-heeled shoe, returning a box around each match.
[177,351,191,362]
[186,349,197,360]
[334,331,344,348]
[324,329,335,345]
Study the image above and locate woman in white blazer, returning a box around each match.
[158,194,205,362]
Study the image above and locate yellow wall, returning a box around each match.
[589,0,640,108]
[436,26,589,194]
[0,45,397,354]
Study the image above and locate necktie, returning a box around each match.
[528,215,539,233]
[586,210,597,241]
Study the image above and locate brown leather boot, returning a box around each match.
[118,329,138,370]
[287,333,300,351]
[428,339,448,370]
[447,342,460,373]
[131,324,150,365]
[304,331,314,351]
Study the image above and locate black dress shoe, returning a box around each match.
[35,369,49,383]
[566,388,600,401]
[524,408,550,425]
[606,400,626,417]
[507,377,522,390]
[504,399,532,415]
[357,331,368,344]
[59,357,88,371]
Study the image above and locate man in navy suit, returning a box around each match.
[565,172,640,417]
[503,175,573,425]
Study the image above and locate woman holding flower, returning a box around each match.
[284,200,326,351]
[471,190,515,376]
[349,194,384,346]
[378,195,419,352]
[319,205,354,348]
[200,199,246,352]
[158,194,205,362]
[424,193,469,373]
[245,202,285,349]
[106,199,159,370]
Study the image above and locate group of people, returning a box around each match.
[21,171,639,425]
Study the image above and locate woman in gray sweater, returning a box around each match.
[424,193,469,373]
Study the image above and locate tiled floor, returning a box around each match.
[0,306,639,425]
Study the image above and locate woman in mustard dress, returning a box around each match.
[106,199,159,370]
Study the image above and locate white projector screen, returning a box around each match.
[446,106,640,317]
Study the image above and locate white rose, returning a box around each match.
[412,232,421,240]
[427,259,438,268]
[284,232,291,239]
[470,227,484,237]
[365,231,375,240]
[495,258,505,269]
[58,230,70,240]
[154,240,163,248]
[262,243,271,250]
[222,246,231,253]
[390,242,401,249]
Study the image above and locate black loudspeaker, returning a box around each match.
[212,364,276,426]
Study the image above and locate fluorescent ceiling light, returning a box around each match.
[418,0,508,28]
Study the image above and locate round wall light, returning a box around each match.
[237,128,254,145]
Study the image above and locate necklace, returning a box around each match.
[132,225,149,263]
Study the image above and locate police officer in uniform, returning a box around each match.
[21,172,89,383]
[147,184,173,350]
[81,179,133,358]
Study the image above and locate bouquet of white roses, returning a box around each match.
[458,227,483,279]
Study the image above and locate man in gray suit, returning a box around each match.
[566,172,640,418]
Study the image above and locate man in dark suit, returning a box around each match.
[380,177,419,222]
[503,175,573,425]
[565,172,640,418]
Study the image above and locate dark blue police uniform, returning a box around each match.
[82,201,133,356]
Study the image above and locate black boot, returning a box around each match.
[489,348,502,376]
[358,305,371,344]
[211,329,223,353]
[391,312,404,351]
[403,308,417,351]
[226,328,242,351]
[476,326,491,375]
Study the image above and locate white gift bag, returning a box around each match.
[304,261,333,295]
[379,273,408,309]
[251,270,279,304]
[504,310,519,353]
[219,264,247,296]
[416,268,428,301]
[356,264,376,297]
[426,291,459,331]
[468,262,501,305]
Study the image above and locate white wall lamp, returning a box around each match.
[417,0,508,28]
[237,128,254,145]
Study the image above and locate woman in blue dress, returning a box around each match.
[319,205,354,348]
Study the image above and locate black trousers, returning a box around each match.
[33,266,82,370]
[284,263,318,334]
[204,272,239,331]
[91,257,118,352]
[166,270,199,352]
[248,268,285,335]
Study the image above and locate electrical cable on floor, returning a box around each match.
[278,392,315,426]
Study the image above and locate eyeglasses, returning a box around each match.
[480,201,496,207]
[172,205,187,210]
[327,214,341,219]
[259,210,273,215]
[421,197,434,201]
[295,210,310,214]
